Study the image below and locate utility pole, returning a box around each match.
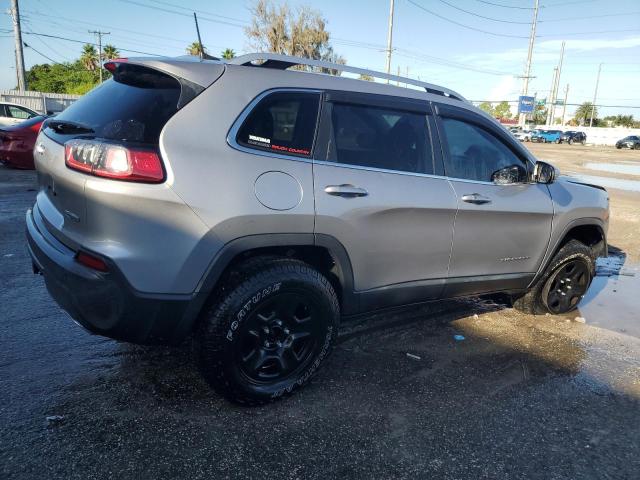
[385,0,395,83]
[561,83,569,126]
[546,67,557,126]
[89,30,110,83]
[550,41,565,125]
[519,0,540,127]
[589,63,602,127]
[10,0,26,91]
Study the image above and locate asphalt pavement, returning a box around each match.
[1,164,639,479]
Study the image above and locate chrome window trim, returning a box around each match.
[226,88,322,164]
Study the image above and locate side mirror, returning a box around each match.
[491,164,527,185]
[533,161,557,184]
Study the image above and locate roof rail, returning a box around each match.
[228,52,467,102]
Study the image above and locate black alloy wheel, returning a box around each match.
[236,292,321,383]
[542,258,592,314]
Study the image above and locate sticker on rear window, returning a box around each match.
[248,134,271,147]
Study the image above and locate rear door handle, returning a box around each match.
[324,184,369,198]
[461,193,492,205]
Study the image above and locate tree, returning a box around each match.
[102,44,120,61]
[246,0,345,74]
[478,102,494,116]
[574,102,597,126]
[221,48,236,59]
[26,62,99,95]
[80,44,98,71]
[358,74,373,82]
[494,101,512,119]
[186,41,207,56]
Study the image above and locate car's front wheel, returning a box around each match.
[199,258,339,405]
[512,239,595,315]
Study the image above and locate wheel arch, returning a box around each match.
[172,233,356,341]
[530,218,606,287]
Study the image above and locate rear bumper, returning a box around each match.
[26,206,199,344]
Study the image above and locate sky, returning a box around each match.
[1,0,639,118]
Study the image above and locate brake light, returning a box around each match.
[65,139,164,183]
[76,251,109,272]
[29,121,43,133]
[104,58,128,72]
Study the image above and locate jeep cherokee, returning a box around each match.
[26,54,609,405]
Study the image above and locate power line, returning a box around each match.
[406,0,530,38]
[116,0,246,28]
[18,30,163,56]
[435,0,531,24]
[144,0,249,24]
[472,0,534,9]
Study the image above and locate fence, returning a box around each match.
[0,90,80,115]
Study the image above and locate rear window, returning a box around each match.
[44,64,181,146]
[236,91,320,158]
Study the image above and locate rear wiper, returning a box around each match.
[47,120,95,134]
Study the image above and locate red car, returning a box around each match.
[0,116,46,169]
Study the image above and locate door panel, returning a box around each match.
[435,106,554,283]
[447,180,553,278]
[314,163,457,291]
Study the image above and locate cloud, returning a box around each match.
[457,35,640,70]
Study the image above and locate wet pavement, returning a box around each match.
[1,165,640,479]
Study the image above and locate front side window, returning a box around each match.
[329,103,433,175]
[237,92,320,157]
[440,117,527,183]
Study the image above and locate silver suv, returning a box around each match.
[26,54,609,404]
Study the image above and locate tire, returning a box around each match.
[199,258,339,405]
[634,144,640,150]
[568,139,573,145]
[555,139,560,144]
[616,145,622,149]
[512,239,595,315]
[581,139,586,146]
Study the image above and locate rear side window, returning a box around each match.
[7,105,33,119]
[440,117,526,183]
[44,64,181,146]
[329,103,433,175]
[237,92,320,157]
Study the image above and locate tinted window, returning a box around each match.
[46,65,181,146]
[329,103,433,174]
[440,117,526,183]
[237,92,320,157]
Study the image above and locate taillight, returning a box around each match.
[29,121,43,133]
[64,139,164,183]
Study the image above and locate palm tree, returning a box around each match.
[80,44,98,71]
[102,44,120,61]
[221,48,236,60]
[186,41,206,56]
[574,102,597,126]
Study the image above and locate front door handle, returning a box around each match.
[324,184,369,198]
[461,193,492,205]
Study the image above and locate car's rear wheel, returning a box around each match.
[634,144,640,150]
[555,139,561,144]
[199,258,339,405]
[512,239,595,315]
[568,139,573,145]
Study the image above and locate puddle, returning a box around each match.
[564,174,640,192]
[572,254,640,338]
[585,162,640,176]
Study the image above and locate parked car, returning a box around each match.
[515,130,533,142]
[0,102,40,127]
[560,131,587,145]
[615,136,640,150]
[0,115,46,169]
[26,53,609,405]
[532,130,562,143]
